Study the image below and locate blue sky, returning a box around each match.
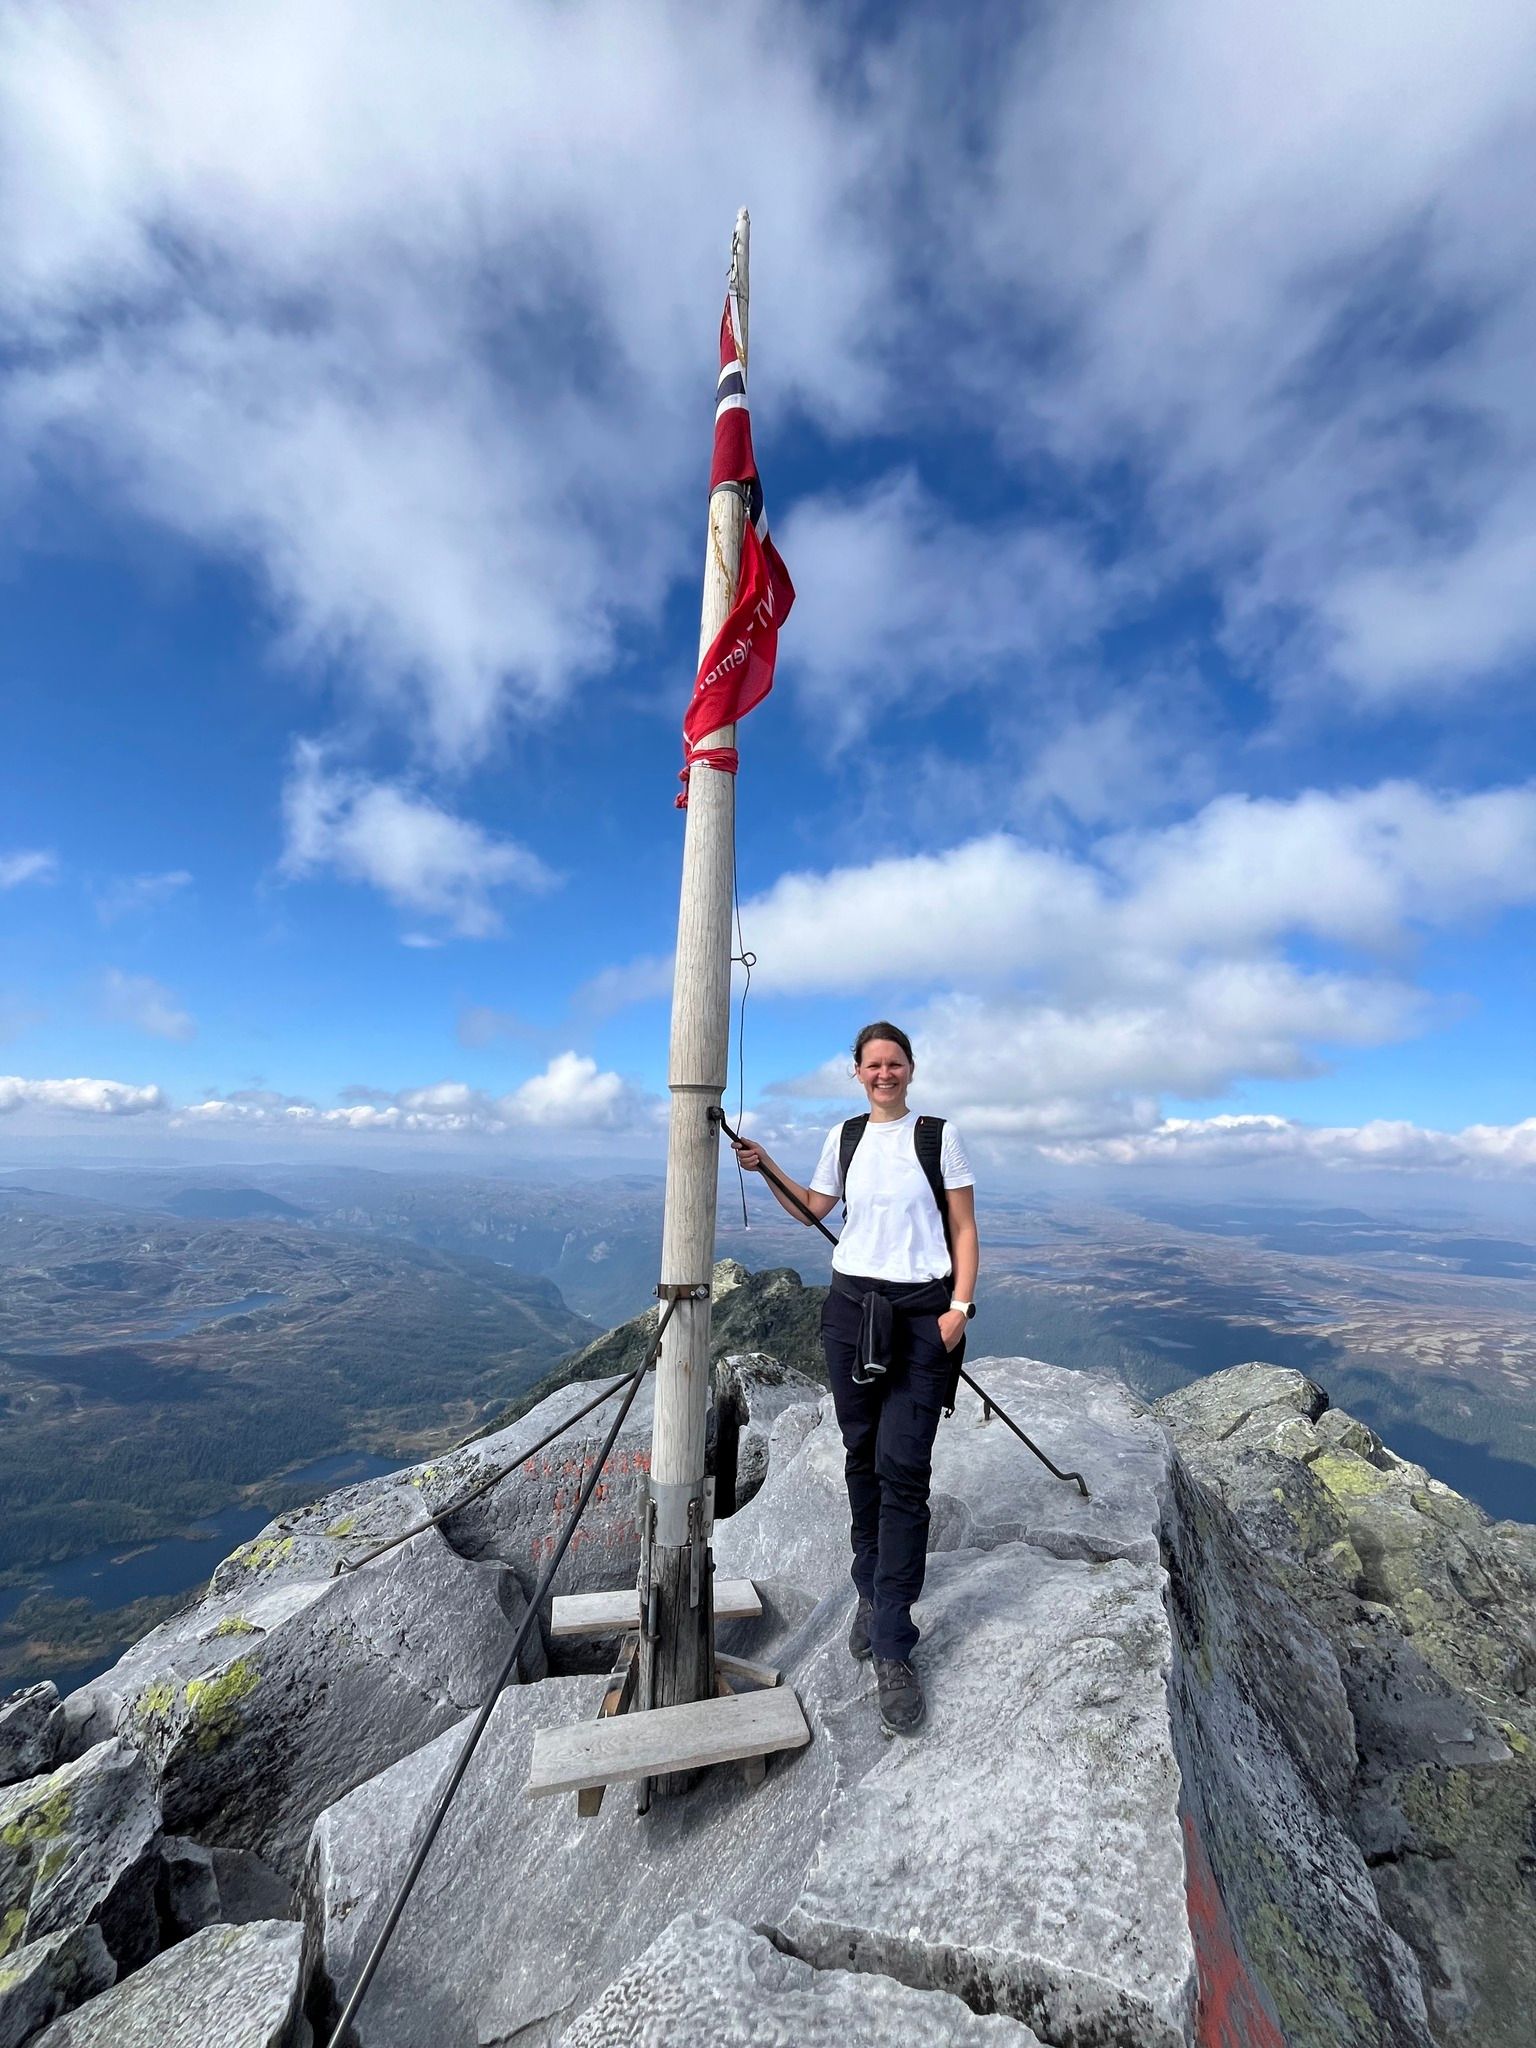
[2,0,1535,1185]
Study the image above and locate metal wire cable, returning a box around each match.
[323,1293,680,2048]
[330,1368,641,1578]
[728,820,756,1232]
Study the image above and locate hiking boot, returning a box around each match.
[848,1596,875,1662]
[874,1656,926,1737]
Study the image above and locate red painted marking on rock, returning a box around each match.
[1184,1813,1285,2048]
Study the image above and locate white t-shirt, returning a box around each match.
[809,1112,974,1283]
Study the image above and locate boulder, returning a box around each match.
[0,1926,114,2048]
[1160,1456,1430,2048]
[303,1543,1191,2046]
[264,1349,807,1619]
[157,1836,221,1942]
[714,1352,823,1510]
[1160,1365,1536,2048]
[208,1847,293,1926]
[778,1543,1193,2048]
[256,1378,661,1615]
[560,1910,1044,2045]
[67,1527,530,1882]
[0,1739,161,1977]
[0,1685,65,1790]
[31,1918,309,2047]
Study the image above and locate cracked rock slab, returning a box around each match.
[31,1918,309,2047]
[267,1356,826,1624]
[66,1527,527,1882]
[0,1684,66,1790]
[558,1910,1045,2046]
[270,1379,661,1610]
[780,1545,1193,2048]
[0,1925,114,2048]
[0,1738,161,1979]
[302,1665,847,2048]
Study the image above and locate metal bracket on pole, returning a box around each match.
[655,1282,711,1301]
[688,1495,705,1610]
[648,1476,705,1550]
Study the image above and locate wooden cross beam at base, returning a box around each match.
[548,1579,762,1639]
[527,1680,810,1805]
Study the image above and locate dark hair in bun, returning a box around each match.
[852,1021,914,1065]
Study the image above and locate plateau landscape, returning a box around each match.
[3,1164,1532,1702]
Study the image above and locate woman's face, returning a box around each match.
[856,1039,913,1111]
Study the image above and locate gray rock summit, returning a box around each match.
[0,1271,1530,2046]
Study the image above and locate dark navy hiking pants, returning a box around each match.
[821,1280,963,1663]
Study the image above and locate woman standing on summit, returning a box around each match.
[732,1022,978,1737]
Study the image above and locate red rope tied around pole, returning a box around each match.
[675,745,740,807]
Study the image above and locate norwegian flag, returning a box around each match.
[677,293,794,805]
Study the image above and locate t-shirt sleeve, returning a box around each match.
[940,1122,975,1189]
[808,1122,845,1198]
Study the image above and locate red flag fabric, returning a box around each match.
[678,295,794,805]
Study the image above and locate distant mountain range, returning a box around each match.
[1,1162,1532,1697]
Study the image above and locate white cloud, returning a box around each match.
[0,849,58,888]
[775,967,1423,1145]
[501,1052,650,1130]
[1017,683,1216,830]
[181,1054,660,1134]
[457,1005,541,1049]
[726,777,1536,1144]
[738,780,1536,998]
[94,869,192,921]
[947,0,1536,710]
[0,1074,165,1115]
[3,2,1534,749]
[101,967,196,1041]
[779,474,1101,742]
[281,740,554,936]
[575,954,676,1017]
[1035,1113,1536,1177]
[0,0,887,760]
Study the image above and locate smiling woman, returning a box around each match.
[733,1019,978,1737]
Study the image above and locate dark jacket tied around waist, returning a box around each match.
[831,1269,955,1389]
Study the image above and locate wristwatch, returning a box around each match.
[949,1300,976,1320]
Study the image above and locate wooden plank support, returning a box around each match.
[526,1683,809,1800]
[576,1640,639,1819]
[549,1578,762,1640]
[713,1650,781,1690]
[716,1673,770,1787]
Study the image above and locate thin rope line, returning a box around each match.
[729,816,755,1232]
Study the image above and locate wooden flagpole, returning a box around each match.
[639,209,752,1763]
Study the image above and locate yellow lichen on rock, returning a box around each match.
[225,1534,294,1576]
[1309,1450,1394,1504]
[184,1656,261,1755]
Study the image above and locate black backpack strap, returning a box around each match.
[838,1113,870,1212]
[915,1114,963,1415]
[914,1115,950,1254]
